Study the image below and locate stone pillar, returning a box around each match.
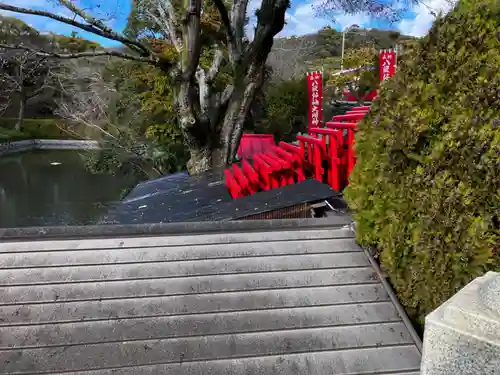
[421,271,500,375]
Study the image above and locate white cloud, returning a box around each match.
[397,0,456,37]
[244,0,261,36]
[331,12,372,30]
[262,0,457,38]
[244,0,330,37]
[278,0,374,37]
[282,5,329,36]
[248,0,261,16]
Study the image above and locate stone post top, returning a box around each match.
[480,272,500,315]
[426,271,500,344]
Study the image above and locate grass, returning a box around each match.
[0,118,92,141]
[0,127,27,141]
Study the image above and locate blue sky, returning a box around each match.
[2,0,455,46]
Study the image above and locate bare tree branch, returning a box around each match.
[140,0,183,52]
[182,0,203,78]
[157,0,183,51]
[0,48,57,130]
[228,0,250,66]
[195,68,210,122]
[221,85,234,105]
[52,59,163,175]
[314,0,426,23]
[0,59,13,116]
[245,0,288,68]
[0,2,152,56]
[57,0,117,34]
[195,46,225,124]
[212,0,233,43]
[26,66,53,99]
[174,0,204,138]
[0,97,9,116]
[0,43,161,64]
[206,48,225,83]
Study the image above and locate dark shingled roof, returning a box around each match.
[100,174,339,224]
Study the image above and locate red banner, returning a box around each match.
[307,71,323,131]
[380,49,396,82]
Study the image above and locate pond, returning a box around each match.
[0,150,142,228]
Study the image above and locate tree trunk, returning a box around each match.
[15,94,26,132]
[183,84,261,175]
[180,58,264,176]
[186,147,212,175]
[186,146,227,175]
[219,81,260,164]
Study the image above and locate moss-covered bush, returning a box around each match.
[344,0,500,326]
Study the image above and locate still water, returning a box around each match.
[0,150,140,228]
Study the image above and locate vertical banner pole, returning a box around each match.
[394,44,398,72]
[379,49,385,82]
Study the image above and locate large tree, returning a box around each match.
[0,0,289,173]
[0,0,416,173]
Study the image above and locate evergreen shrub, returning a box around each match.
[344,0,500,325]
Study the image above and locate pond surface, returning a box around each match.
[0,150,141,228]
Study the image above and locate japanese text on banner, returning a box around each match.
[379,50,396,81]
[307,72,323,131]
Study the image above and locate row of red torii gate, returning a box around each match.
[224,49,397,199]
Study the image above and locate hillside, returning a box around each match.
[268,26,414,80]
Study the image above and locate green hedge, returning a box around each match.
[345,0,500,327]
[0,118,93,141]
[0,127,26,141]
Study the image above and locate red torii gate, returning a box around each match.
[223,48,398,199]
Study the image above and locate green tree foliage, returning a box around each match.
[97,55,189,175]
[254,72,360,140]
[256,77,309,141]
[119,61,190,173]
[344,0,500,325]
[325,46,379,101]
